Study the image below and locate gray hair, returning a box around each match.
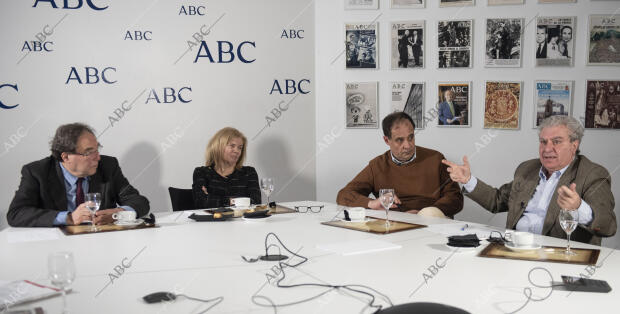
[50,123,95,161]
[538,115,584,143]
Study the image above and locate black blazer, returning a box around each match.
[7,155,150,227]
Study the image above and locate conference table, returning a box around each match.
[1,202,618,314]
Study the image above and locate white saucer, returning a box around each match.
[114,218,144,226]
[505,242,542,251]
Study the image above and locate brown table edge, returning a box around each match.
[478,242,600,265]
[59,223,158,236]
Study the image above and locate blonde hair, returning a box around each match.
[205,127,247,169]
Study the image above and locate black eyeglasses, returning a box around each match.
[294,205,324,213]
[71,143,103,158]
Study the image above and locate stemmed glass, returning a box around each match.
[260,178,274,204]
[379,189,395,229]
[48,252,76,314]
[85,193,101,232]
[559,209,579,256]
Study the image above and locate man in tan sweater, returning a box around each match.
[337,112,464,217]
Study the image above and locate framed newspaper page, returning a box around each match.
[488,0,523,4]
[533,80,573,128]
[587,14,620,66]
[345,0,379,10]
[438,19,473,68]
[391,82,425,129]
[535,16,576,67]
[440,0,474,7]
[346,22,378,69]
[437,82,471,127]
[391,0,425,8]
[391,21,425,69]
[484,81,522,130]
[346,82,379,129]
[584,80,620,129]
[485,18,524,68]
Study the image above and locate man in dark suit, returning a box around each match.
[535,25,548,59]
[398,30,410,68]
[410,30,422,66]
[442,116,616,245]
[438,90,461,125]
[7,123,149,227]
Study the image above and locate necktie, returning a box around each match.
[538,43,542,55]
[76,177,84,209]
[448,102,455,116]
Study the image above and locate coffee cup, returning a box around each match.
[231,197,251,208]
[112,211,137,222]
[505,230,534,247]
[347,207,366,221]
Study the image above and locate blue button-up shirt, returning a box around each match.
[464,165,593,234]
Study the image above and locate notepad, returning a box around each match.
[317,239,402,256]
[0,280,63,311]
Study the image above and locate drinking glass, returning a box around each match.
[86,193,101,231]
[260,178,274,204]
[559,209,579,256]
[379,189,395,229]
[48,252,76,314]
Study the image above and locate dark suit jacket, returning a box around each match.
[466,155,616,245]
[7,155,150,227]
[536,42,547,59]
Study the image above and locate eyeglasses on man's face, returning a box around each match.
[70,143,103,158]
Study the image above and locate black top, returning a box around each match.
[192,165,261,208]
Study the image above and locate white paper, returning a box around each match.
[0,280,61,311]
[6,228,61,244]
[317,239,402,256]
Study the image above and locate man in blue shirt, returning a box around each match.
[7,123,149,227]
[442,116,616,245]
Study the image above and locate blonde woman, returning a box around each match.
[192,127,260,208]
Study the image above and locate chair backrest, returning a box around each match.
[168,187,196,211]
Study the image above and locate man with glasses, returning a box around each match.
[7,123,149,227]
[442,116,616,245]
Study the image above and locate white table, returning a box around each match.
[1,202,617,314]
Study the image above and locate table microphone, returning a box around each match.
[259,235,288,261]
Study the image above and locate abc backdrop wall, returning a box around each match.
[0,0,315,229]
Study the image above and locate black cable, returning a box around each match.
[175,294,223,314]
[507,267,565,314]
[250,233,392,313]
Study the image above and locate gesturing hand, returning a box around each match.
[557,183,581,210]
[441,156,472,184]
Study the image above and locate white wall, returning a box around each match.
[315,0,620,248]
[0,0,315,229]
